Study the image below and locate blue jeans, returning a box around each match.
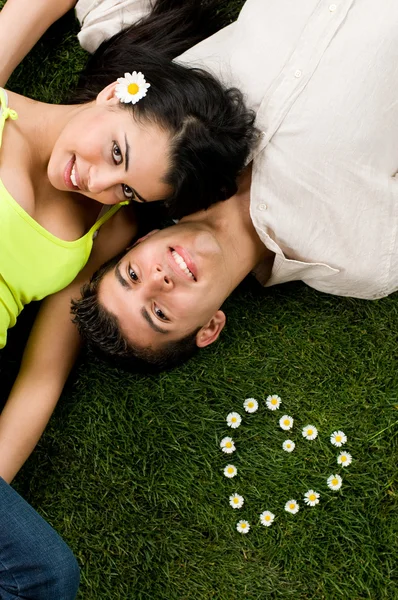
[0,477,79,599]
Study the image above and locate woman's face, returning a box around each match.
[47,84,173,205]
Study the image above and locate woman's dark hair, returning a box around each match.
[71,255,200,372]
[70,0,258,217]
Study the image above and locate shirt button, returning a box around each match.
[329,3,336,11]
[294,69,302,78]
[258,203,267,211]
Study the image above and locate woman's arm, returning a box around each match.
[0,207,137,483]
[0,0,77,87]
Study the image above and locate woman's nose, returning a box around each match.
[87,166,115,194]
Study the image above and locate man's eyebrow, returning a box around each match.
[115,263,130,288]
[141,307,168,334]
[115,265,168,333]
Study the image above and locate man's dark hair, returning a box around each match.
[71,255,200,372]
[69,0,258,218]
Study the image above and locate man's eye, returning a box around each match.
[128,267,138,281]
[112,142,122,165]
[121,184,134,200]
[154,306,168,321]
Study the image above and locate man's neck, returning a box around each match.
[182,165,273,290]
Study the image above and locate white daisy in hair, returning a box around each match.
[226,412,242,429]
[337,451,352,467]
[243,398,258,413]
[115,71,151,104]
[279,415,294,430]
[259,510,275,527]
[223,465,237,478]
[302,425,318,440]
[229,493,244,509]
[304,490,320,507]
[266,394,282,410]
[236,520,250,534]
[327,474,343,490]
[284,499,299,514]
[330,430,347,447]
[220,437,236,454]
[282,440,295,452]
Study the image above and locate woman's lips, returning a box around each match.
[64,156,79,190]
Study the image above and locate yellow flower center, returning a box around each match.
[248,402,254,408]
[241,523,247,528]
[271,398,277,405]
[289,503,295,510]
[287,444,291,447]
[307,429,313,435]
[284,419,290,426]
[228,468,234,474]
[231,417,237,422]
[336,435,341,442]
[226,442,232,448]
[341,455,347,462]
[309,494,316,501]
[265,515,271,521]
[127,83,139,95]
[234,498,239,504]
[332,478,338,486]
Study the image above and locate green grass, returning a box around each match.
[1,2,398,599]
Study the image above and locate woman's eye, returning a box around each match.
[154,306,168,321]
[128,267,138,281]
[112,142,122,165]
[121,184,134,200]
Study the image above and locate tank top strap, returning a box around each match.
[0,88,18,148]
[87,199,130,239]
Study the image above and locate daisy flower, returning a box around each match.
[229,493,244,509]
[223,465,237,478]
[330,430,347,447]
[115,71,150,104]
[259,510,275,527]
[304,490,320,507]
[337,451,352,467]
[327,474,343,491]
[226,412,242,429]
[282,440,295,452]
[302,425,318,440]
[285,499,299,514]
[236,520,250,534]
[266,394,282,410]
[279,415,294,430]
[243,398,258,413]
[220,437,236,454]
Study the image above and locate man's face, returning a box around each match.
[98,223,230,350]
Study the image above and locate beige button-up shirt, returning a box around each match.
[76,0,398,299]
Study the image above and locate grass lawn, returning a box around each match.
[1,1,397,598]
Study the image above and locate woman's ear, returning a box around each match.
[195,311,226,348]
[96,82,120,107]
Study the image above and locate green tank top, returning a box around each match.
[0,88,124,348]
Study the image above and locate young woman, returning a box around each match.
[0,0,256,349]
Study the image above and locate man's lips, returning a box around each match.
[168,246,197,281]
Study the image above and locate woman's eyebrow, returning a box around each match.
[124,134,130,172]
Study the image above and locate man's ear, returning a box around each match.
[96,82,120,107]
[195,311,226,348]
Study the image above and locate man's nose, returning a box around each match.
[149,265,173,290]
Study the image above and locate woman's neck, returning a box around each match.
[6,90,89,168]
